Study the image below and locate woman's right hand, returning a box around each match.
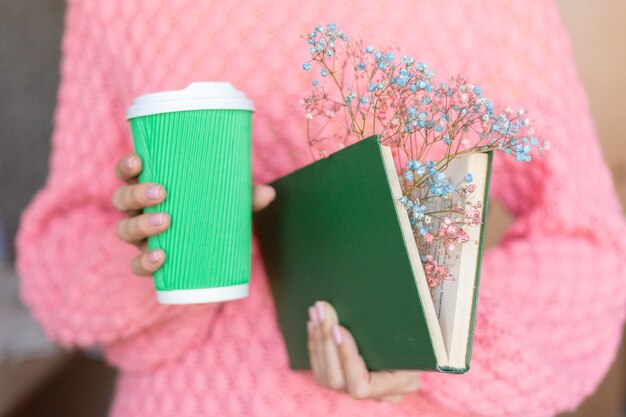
[113,153,170,276]
[112,153,276,277]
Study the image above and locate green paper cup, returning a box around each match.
[126,82,254,304]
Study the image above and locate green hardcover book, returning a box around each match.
[254,135,493,373]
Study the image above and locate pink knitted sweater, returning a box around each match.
[16,1,626,416]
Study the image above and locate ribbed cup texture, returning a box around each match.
[130,109,252,292]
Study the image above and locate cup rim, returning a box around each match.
[127,82,255,119]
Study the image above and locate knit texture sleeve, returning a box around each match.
[15,1,221,371]
[418,4,626,416]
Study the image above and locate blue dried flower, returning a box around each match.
[431,185,445,196]
[383,52,395,62]
[392,76,408,87]
[302,62,311,71]
[400,55,415,65]
[486,101,494,116]
[407,160,421,170]
[344,92,357,105]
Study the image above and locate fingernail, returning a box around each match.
[308,306,319,325]
[144,185,162,200]
[148,213,165,226]
[126,156,137,170]
[260,184,276,201]
[307,320,314,335]
[148,249,163,264]
[315,301,325,321]
[331,324,342,345]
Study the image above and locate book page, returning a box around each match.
[448,153,488,366]
[426,153,488,359]
[428,157,468,353]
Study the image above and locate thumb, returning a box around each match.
[252,184,276,212]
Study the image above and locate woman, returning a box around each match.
[16,0,626,416]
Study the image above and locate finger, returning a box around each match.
[307,320,323,383]
[335,325,372,400]
[308,305,326,384]
[252,184,276,212]
[117,212,170,243]
[112,183,165,212]
[337,325,420,399]
[376,394,405,404]
[115,153,143,182]
[315,301,346,391]
[130,249,165,276]
[368,370,421,398]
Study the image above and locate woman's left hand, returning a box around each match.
[307,301,421,404]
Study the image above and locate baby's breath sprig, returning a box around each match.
[300,24,547,288]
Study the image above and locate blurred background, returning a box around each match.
[0,0,624,416]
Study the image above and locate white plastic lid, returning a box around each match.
[126,82,255,119]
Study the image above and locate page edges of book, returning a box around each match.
[428,156,467,360]
[448,152,489,369]
[462,151,493,369]
[379,144,449,367]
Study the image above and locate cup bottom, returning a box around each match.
[156,283,249,305]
